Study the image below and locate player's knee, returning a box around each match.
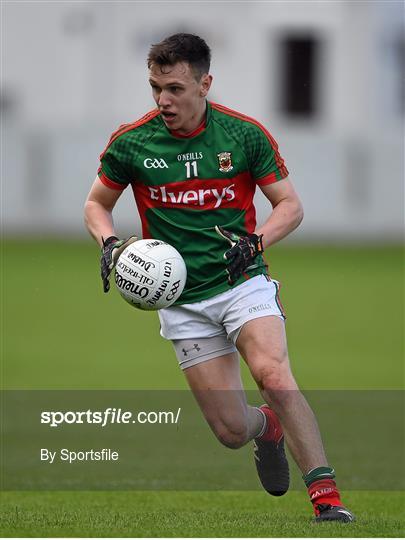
[256,361,297,395]
[216,429,248,449]
[213,422,249,449]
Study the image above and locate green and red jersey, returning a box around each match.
[98,101,289,304]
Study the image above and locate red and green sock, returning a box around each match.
[303,466,343,515]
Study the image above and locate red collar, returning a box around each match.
[170,118,206,139]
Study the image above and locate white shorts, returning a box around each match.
[158,275,286,370]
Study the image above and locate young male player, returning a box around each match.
[84,33,354,522]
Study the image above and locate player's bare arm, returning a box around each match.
[256,177,304,248]
[84,178,137,292]
[84,177,123,247]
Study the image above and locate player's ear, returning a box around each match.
[200,74,212,97]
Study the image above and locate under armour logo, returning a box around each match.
[182,344,201,357]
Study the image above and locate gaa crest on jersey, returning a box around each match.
[217,152,233,173]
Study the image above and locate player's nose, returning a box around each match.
[157,90,171,107]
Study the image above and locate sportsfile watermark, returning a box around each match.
[2,390,404,491]
[41,407,181,428]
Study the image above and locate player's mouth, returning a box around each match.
[161,111,177,123]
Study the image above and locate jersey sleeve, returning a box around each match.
[98,136,133,191]
[245,123,289,186]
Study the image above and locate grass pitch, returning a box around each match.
[1,491,404,537]
[1,240,404,537]
[3,241,403,390]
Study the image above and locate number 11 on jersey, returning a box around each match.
[185,160,198,178]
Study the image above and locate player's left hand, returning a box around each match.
[101,235,138,293]
[215,226,264,285]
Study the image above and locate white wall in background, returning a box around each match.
[2,1,403,240]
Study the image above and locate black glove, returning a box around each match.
[215,226,264,285]
[101,235,137,293]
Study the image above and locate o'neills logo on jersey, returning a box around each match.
[217,152,233,173]
[148,184,235,208]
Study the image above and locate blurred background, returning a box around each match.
[1,1,404,391]
[2,0,403,240]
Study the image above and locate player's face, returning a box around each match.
[149,62,212,135]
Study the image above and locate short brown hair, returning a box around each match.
[147,33,211,80]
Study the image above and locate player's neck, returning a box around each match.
[171,102,207,138]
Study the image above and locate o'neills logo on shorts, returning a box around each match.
[148,184,235,208]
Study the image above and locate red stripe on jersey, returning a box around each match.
[99,172,127,191]
[130,183,151,239]
[210,102,289,177]
[99,108,160,161]
[256,172,279,186]
[130,184,152,239]
[244,197,257,234]
[131,172,257,238]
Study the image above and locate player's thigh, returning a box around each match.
[182,349,249,439]
[183,350,243,392]
[183,350,247,417]
[236,316,298,392]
